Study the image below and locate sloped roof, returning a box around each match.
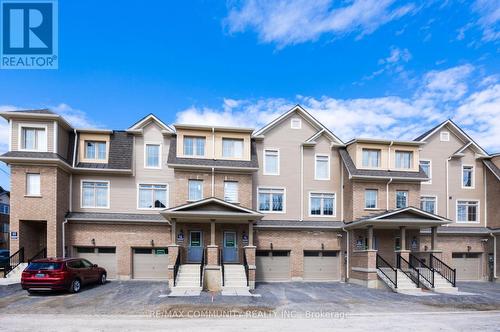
[483,159,500,181]
[66,212,166,223]
[76,131,133,170]
[128,113,174,133]
[255,220,343,230]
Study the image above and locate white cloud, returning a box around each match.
[176,64,500,152]
[472,0,500,42]
[224,0,416,47]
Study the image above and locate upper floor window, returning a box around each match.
[263,149,279,175]
[0,203,9,215]
[85,141,106,160]
[457,200,479,223]
[188,180,203,201]
[21,126,46,151]
[310,193,335,216]
[315,155,330,180]
[222,138,243,158]
[395,151,413,169]
[396,190,408,209]
[138,184,167,209]
[258,188,284,213]
[365,189,378,209]
[440,131,450,142]
[145,144,161,168]
[82,181,109,208]
[26,173,41,196]
[184,136,205,157]
[223,181,238,203]
[362,149,381,168]
[420,160,431,183]
[291,118,302,129]
[421,196,436,214]
[462,165,474,188]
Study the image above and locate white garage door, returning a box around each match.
[452,253,482,281]
[75,247,117,279]
[303,251,340,281]
[133,248,169,279]
[256,250,290,282]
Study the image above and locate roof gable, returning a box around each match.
[128,114,174,133]
[366,207,449,222]
[166,197,260,214]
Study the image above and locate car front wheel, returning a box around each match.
[99,273,107,285]
[70,279,81,293]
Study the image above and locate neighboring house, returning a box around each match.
[0,107,498,291]
[0,186,10,250]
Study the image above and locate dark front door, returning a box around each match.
[223,231,238,263]
[187,231,203,263]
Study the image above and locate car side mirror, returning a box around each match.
[93,264,98,268]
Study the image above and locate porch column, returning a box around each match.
[207,220,218,266]
[367,226,374,250]
[244,221,256,290]
[397,226,410,265]
[431,226,437,251]
[248,222,254,246]
[171,220,176,244]
[210,220,215,246]
[400,226,406,251]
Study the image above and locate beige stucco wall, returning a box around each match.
[486,170,500,229]
[349,142,419,172]
[11,120,55,152]
[78,133,110,164]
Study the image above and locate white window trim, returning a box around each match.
[420,159,432,184]
[308,191,336,217]
[187,179,204,202]
[183,136,206,158]
[136,183,169,210]
[257,186,286,214]
[361,148,381,169]
[290,118,302,129]
[82,140,109,162]
[314,154,330,180]
[395,190,409,209]
[394,150,414,170]
[80,180,110,209]
[144,142,162,169]
[18,123,48,152]
[25,173,41,197]
[263,148,280,176]
[461,164,475,189]
[364,189,379,210]
[456,199,480,224]
[420,195,438,214]
[223,181,239,204]
[440,131,450,142]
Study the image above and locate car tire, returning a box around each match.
[70,279,81,293]
[99,273,107,285]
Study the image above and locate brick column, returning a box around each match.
[206,245,219,266]
[167,244,179,285]
[244,245,256,289]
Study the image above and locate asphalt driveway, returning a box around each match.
[0,281,499,316]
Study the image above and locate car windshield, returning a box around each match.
[27,262,62,271]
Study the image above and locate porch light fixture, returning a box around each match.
[91,238,95,246]
[424,245,428,251]
[321,243,324,251]
[151,240,155,247]
[467,245,471,252]
[270,243,273,251]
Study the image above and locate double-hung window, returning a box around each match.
[223,181,238,203]
[145,144,161,168]
[420,196,437,214]
[188,180,203,201]
[0,203,9,215]
[82,181,109,208]
[26,173,41,196]
[258,188,284,212]
[264,149,279,175]
[310,193,335,216]
[315,155,330,180]
[396,191,408,209]
[420,160,431,183]
[222,138,244,158]
[183,136,205,157]
[457,200,479,223]
[362,149,381,168]
[462,166,474,188]
[138,184,167,209]
[395,151,413,169]
[21,126,46,151]
[365,189,378,209]
[85,141,107,160]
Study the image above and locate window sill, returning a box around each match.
[455,221,480,224]
[258,210,285,214]
[144,166,162,170]
[309,214,336,218]
[364,208,381,211]
[24,195,42,198]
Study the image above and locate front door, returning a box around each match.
[223,231,238,263]
[187,231,203,263]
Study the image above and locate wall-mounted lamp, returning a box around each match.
[151,240,155,247]
[91,238,96,246]
[467,245,471,252]
[270,243,273,251]
[424,245,428,251]
[321,243,325,251]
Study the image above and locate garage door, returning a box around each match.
[303,251,340,281]
[452,253,482,281]
[256,250,290,282]
[75,247,117,279]
[132,248,168,279]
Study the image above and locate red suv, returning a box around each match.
[21,258,107,294]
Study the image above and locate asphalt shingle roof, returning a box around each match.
[66,212,166,222]
[483,160,500,181]
[255,220,343,229]
[0,151,71,164]
[420,226,492,235]
[76,131,133,169]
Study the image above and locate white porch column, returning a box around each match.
[210,220,215,246]
[171,220,176,244]
[431,226,437,251]
[367,225,374,250]
[248,222,254,246]
[400,226,407,251]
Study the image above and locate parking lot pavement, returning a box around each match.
[1,281,500,316]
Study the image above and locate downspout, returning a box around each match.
[490,233,497,279]
[72,129,78,167]
[445,156,452,220]
[212,127,215,159]
[388,140,394,170]
[62,218,68,258]
[340,162,344,222]
[211,167,215,197]
[484,170,487,227]
[300,145,304,221]
[343,227,349,280]
[386,178,393,210]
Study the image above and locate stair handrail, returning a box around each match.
[199,247,205,287]
[376,254,397,289]
[430,253,456,287]
[28,247,47,263]
[220,247,225,286]
[397,254,421,288]
[5,247,24,277]
[243,248,249,287]
[173,247,181,287]
[409,253,434,288]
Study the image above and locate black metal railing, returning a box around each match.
[199,248,205,287]
[243,249,249,287]
[28,247,47,263]
[409,253,434,289]
[173,247,181,287]
[5,247,24,276]
[430,253,456,287]
[376,254,397,289]
[397,254,420,288]
[220,248,225,286]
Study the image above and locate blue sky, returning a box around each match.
[1,0,500,189]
